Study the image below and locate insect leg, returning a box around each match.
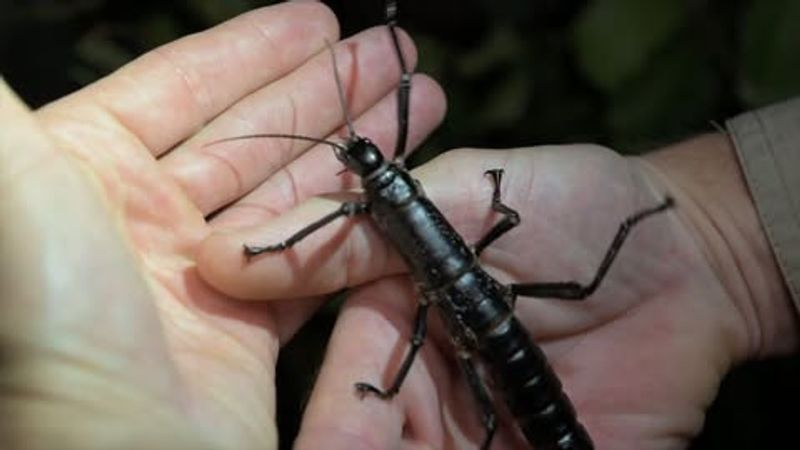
[457,352,498,450]
[474,169,521,257]
[385,0,412,162]
[243,201,369,257]
[510,197,674,300]
[355,301,429,399]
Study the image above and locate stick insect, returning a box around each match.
[211,1,674,448]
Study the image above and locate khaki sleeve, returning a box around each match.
[726,98,800,312]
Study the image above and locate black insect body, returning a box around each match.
[222,2,675,449]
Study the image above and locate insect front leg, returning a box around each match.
[243,201,369,257]
[355,301,430,399]
[510,197,675,301]
[385,0,412,163]
[474,169,521,257]
[457,352,498,450]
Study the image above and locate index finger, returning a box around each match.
[39,1,338,156]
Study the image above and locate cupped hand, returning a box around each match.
[200,140,757,449]
[0,2,445,449]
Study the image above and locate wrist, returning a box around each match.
[641,133,798,360]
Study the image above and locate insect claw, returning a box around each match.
[353,382,372,399]
[354,382,391,400]
[242,244,261,258]
[483,168,504,178]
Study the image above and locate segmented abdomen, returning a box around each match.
[479,316,593,450]
[367,167,592,449]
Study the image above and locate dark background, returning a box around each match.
[3,0,800,448]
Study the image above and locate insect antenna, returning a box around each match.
[324,39,358,140]
[202,40,362,169]
[204,133,348,155]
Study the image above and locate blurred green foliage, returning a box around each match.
[2,1,800,449]
[574,0,688,92]
[393,0,800,156]
[3,0,800,152]
[741,0,800,105]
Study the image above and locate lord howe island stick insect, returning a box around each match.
[212,1,674,449]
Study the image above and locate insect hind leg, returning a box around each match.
[457,353,498,450]
[510,197,675,301]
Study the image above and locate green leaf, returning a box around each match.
[573,0,686,91]
[740,0,800,106]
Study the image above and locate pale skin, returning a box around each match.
[1,2,796,450]
[1,2,445,449]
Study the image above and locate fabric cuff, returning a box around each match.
[726,98,800,313]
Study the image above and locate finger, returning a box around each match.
[162,25,419,216]
[295,277,445,450]
[196,149,509,300]
[209,74,445,229]
[38,2,339,156]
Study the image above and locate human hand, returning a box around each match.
[0,2,445,449]
[199,135,794,449]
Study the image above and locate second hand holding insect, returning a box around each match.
[199,134,764,450]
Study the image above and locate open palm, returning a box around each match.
[1,3,444,449]
[200,144,751,449]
